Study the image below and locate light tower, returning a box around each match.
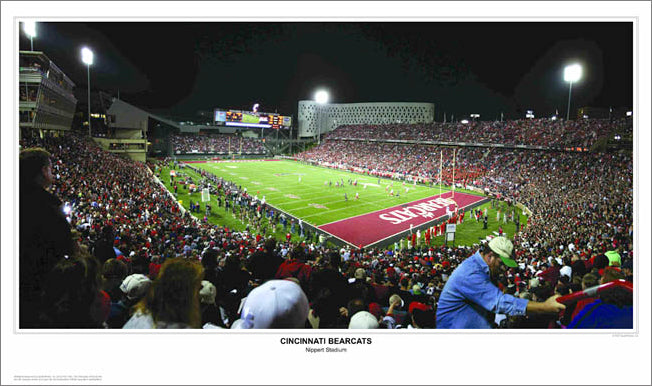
[314,89,329,145]
[81,47,94,137]
[563,63,582,120]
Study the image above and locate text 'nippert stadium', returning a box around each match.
[18,23,634,330]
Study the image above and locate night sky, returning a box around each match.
[20,22,633,121]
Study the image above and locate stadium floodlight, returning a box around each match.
[81,47,94,138]
[563,63,582,120]
[315,90,329,104]
[626,111,632,117]
[460,119,469,124]
[314,89,329,144]
[23,21,36,50]
[81,47,94,65]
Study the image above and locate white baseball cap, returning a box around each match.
[488,237,517,267]
[120,274,152,300]
[348,311,379,329]
[236,280,309,329]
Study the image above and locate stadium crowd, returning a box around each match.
[325,117,628,149]
[297,140,488,185]
[19,123,633,329]
[171,133,266,154]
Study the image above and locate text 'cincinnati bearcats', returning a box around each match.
[280,337,372,345]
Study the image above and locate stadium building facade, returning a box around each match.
[297,101,435,139]
[19,51,77,135]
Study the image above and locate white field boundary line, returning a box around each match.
[362,196,490,248]
[238,194,360,248]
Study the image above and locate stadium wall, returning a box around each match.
[106,98,149,131]
[297,101,435,139]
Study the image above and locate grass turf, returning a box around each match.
[157,159,528,248]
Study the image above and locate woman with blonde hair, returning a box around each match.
[123,258,203,329]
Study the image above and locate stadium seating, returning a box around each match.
[18,117,633,328]
[324,118,628,149]
[171,133,265,154]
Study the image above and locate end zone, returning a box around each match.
[317,191,487,247]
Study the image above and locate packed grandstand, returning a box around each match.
[19,114,633,329]
[172,133,266,155]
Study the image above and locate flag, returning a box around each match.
[201,188,210,202]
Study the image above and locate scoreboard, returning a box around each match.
[215,109,292,129]
[267,115,282,129]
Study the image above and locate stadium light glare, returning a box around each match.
[460,119,469,124]
[314,89,329,145]
[23,21,36,37]
[563,63,582,120]
[81,47,94,138]
[564,64,582,83]
[23,21,36,50]
[81,47,94,65]
[626,111,632,117]
[315,90,329,104]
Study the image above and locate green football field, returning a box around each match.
[189,159,454,227]
[159,159,527,247]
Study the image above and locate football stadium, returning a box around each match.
[17,21,635,333]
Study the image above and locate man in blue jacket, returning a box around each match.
[436,237,565,328]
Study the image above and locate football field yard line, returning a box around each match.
[297,201,390,221]
[290,192,432,218]
[271,187,422,207]
[272,188,434,215]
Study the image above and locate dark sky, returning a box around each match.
[20,22,633,121]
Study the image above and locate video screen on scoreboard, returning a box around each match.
[215,109,291,129]
[214,110,226,122]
